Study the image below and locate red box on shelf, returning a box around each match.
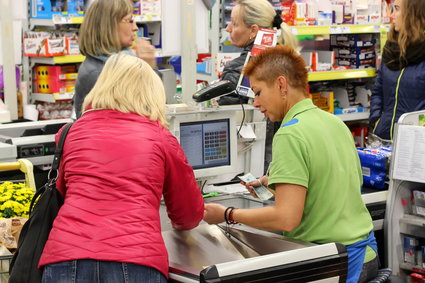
[34,65,78,81]
[34,79,75,94]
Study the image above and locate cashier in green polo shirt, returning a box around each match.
[203,46,379,283]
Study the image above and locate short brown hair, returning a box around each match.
[79,0,133,56]
[243,46,308,91]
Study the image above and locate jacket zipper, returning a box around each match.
[390,68,405,140]
[373,118,380,132]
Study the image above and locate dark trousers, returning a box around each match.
[358,256,379,283]
[42,259,167,283]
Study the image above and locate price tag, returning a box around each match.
[151,15,161,21]
[291,27,298,35]
[133,15,142,23]
[54,92,74,100]
[53,16,72,24]
[340,26,351,34]
[373,25,381,33]
[330,26,343,34]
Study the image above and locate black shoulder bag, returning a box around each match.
[9,122,73,283]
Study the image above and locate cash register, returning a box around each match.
[0,119,71,168]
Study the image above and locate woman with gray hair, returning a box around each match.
[73,0,157,118]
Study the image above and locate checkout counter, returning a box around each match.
[0,119,71,168]
[161,194,348,282]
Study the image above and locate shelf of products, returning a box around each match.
[29,55,85,66]
[31,93,74,103]
[399,263,425,274]
[290,24,390,36]
[336,112,370,122]
[308,69,376,82]
[400,214,425,228]
[134,15,161,23]
[30,17,84,27]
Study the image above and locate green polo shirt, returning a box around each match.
[268,99,373,246]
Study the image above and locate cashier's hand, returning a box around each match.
[241,175,269,198]
[203,203,226,224]
[135,38,157,68]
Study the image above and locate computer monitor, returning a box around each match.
[169,111,237,179]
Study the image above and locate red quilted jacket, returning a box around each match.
[38,109,204,278]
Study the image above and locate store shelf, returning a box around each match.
[31,93,55,103]
[134,15,161,23]
[362,190,388,204]
[399,263,425,274]
[30,55,85,65]
[400,214,425,227]
[291,24,383,36]
[399,214,425,238]
[336,111,369,122]
[30,17,83,27]
[308,68,376,81]
[31,92,73,103]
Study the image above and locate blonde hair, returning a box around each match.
[388,0,425,61]
[236,0,298,51]
[79,0,133,56]
[82,53,168,128]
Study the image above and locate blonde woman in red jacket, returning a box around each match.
[39,53,204,283]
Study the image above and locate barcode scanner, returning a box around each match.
[192,80,236,102]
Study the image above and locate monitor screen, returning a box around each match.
[168,111,237,180]
[180,119,230,170]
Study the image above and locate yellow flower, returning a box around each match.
[0,182,34,218]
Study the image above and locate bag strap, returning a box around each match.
[51,122,73,171]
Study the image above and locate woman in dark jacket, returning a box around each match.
[370,0,425,140]
[218,0,298,173]
[218,0,298,105]
[74,0,157,118]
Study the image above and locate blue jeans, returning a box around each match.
[42,259,167,283]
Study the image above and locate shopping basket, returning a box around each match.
[0,159,36,191]
[0,255,13,282]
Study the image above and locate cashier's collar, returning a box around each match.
[280,99,317,128]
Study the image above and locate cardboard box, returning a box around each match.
[309,91,334,113]
[35,79,75,94]
[34,65,77,81]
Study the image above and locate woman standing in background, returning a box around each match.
[74,0,157,118]
[369,0,425,140]
[218,0,299,173]
[218,0,298,105]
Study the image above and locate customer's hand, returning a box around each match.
[241,176,269,198]
[135,38,157,68]
[203,203,226,224]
